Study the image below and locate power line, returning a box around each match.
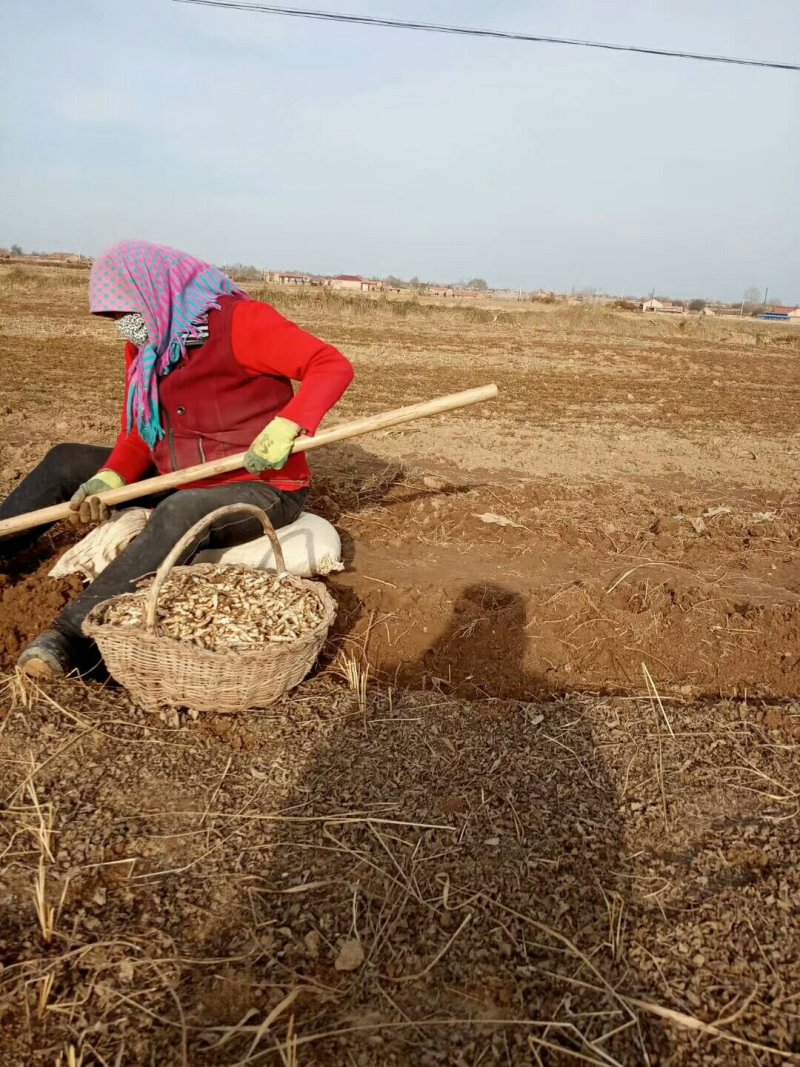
[173,0,800,72]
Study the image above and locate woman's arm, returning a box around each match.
[231,301,354,432]
[103,425,152,484]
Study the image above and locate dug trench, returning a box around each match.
[1,454,799,702]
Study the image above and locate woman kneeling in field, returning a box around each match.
[0,240,354,678]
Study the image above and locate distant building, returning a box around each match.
[274,271,311,286]
[758,306,800,321]
[641,299,685,314]
[492,289,525,301]
[330,274,382,293]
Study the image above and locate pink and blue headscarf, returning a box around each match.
[89,240,249,448]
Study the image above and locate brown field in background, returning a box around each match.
[1,264,799,1065]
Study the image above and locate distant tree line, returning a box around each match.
[384,274,489,291]
[221,263,263,281]
[643,285,780,313]
[2,245,50,256]
[3,244,87,259]
[687,288,782,313]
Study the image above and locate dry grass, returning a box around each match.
[56,1045,85,1067]
[2,263,796,352]
[6,766,63,945]
[246,280,800,351]
[329,649,370,718]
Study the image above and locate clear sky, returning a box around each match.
[1,0,798,301]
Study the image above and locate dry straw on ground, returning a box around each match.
[1,669,799,1065]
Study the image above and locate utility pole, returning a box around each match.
[763,286,769,306]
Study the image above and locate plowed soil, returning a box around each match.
[1,266,799,1065]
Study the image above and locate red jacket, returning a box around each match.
[105,297,354,491]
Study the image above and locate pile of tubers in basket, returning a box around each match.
[103,566,327,652]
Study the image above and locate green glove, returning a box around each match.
[68,469,126,525]
[245,417,301,474]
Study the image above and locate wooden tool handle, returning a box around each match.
[0,383,498,538]
[144,504,285,631]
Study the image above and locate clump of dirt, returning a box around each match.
[0,558,83,666]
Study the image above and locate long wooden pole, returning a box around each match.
[0,384,498,538]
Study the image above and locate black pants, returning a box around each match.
[0,444,307,643]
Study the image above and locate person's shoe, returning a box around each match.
[18,629,77,680]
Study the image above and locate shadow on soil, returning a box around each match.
[330,581,550,701]
[179,596,646,1064]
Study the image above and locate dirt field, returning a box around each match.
[1,265,799,1065]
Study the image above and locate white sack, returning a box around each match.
[196,511,344,576]
[49,509,343,581]
[49,508,151,581]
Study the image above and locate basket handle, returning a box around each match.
[143,504,287,632]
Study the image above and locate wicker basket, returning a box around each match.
[83,504,337,713]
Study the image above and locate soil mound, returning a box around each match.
[0,559,83,667]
